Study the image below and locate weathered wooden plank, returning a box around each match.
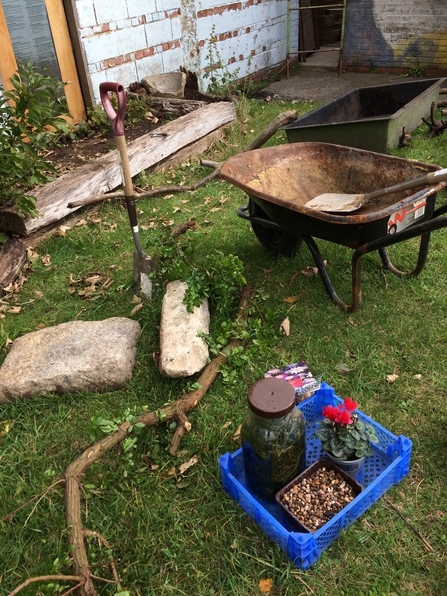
[0,238,26,294]
[0,101,236,236]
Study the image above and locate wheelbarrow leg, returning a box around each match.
[378,232,431,277]
[377,204,447,277]
[352,211,447,311]
[300,235,351,311]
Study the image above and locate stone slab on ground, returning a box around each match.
[159,280,210,378]
[141,72,187,98]
[0,317,141,402]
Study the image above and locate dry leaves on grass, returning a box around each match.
[178,456,198,475]
[280,317,290,336]
[386,373,399,383]
[68,271,114,300]
[301,260,327,276]
[231,424,242,440]
[259,578,273,593]
[130,303,143,316]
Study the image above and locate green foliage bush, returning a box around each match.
[0,62,71,217]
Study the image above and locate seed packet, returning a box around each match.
[264,360,322,396]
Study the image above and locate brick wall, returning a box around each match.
[72,0,298,103]
[343,0,447,73]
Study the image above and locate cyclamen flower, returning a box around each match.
[335,408,352,425]
[344,398,358,412]
[322,405,339,421]
[322,403,353,426]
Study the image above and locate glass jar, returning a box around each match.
[241,377,306,500]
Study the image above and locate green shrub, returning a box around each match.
[0,62,71,217]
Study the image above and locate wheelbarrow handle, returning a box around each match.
[99,82,126,137]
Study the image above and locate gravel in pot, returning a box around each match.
[275,458,363,532]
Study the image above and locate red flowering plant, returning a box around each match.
[315,398,378,460]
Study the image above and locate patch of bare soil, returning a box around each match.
[45,117,163,175]
[45,83,227,175]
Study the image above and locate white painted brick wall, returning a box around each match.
[135,53,164,80]
[73,0,299,103]
[145,19,175,47]
[92,0,128,24]
[155,0,180,12]
[75,0,97,28]
[126,0,154,19]
[82,24,147,63]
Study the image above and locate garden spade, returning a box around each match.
[100,82,155,297]
[305,167,447,213]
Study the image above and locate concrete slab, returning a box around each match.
[141,72,187,98]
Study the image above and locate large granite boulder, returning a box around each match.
[0,317,141,402]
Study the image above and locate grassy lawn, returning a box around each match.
[1,96,447,595]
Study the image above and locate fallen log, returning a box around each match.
[66,110,299,209]
[0,239,27,295]
[146,96,209,116]
[0,102,236,237]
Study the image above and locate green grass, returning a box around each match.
[1,97,447,595]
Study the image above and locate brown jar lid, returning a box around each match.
[247,377,296,418]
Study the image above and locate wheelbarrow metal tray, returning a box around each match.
[219,383,412,570]
[220,142,445,249]
[281,78,445,153]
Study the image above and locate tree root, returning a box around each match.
[7,286,253,596]
[422,101,447,137]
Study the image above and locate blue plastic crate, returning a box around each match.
[219,382,412,570]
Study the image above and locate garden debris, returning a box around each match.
[279,317,290,335]
[0,102,236,236]
[69,271,114,300]
[386,373,399,383]
[422,101,447,137]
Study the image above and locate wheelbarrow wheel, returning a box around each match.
[251,222,303,257]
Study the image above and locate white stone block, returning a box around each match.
[145,18,175,47]
[127,0,157,18]
[135,54,164,80]
[75,0,97,28]
[93,0,129,24]
[161,46,184,73]
[159,281,210,378]
[155,0,180,12]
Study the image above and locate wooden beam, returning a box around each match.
[0,2,17,91]
[0,101,237,236]
[44,0,86,123]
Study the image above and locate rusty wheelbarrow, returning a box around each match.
[219,142,447,312]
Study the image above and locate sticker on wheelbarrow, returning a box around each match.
[387,199,426,235]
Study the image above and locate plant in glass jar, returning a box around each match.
[315,398,378,464]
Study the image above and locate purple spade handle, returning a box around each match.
[99,82,126,137]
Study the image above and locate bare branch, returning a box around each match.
[7,575,82,596]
